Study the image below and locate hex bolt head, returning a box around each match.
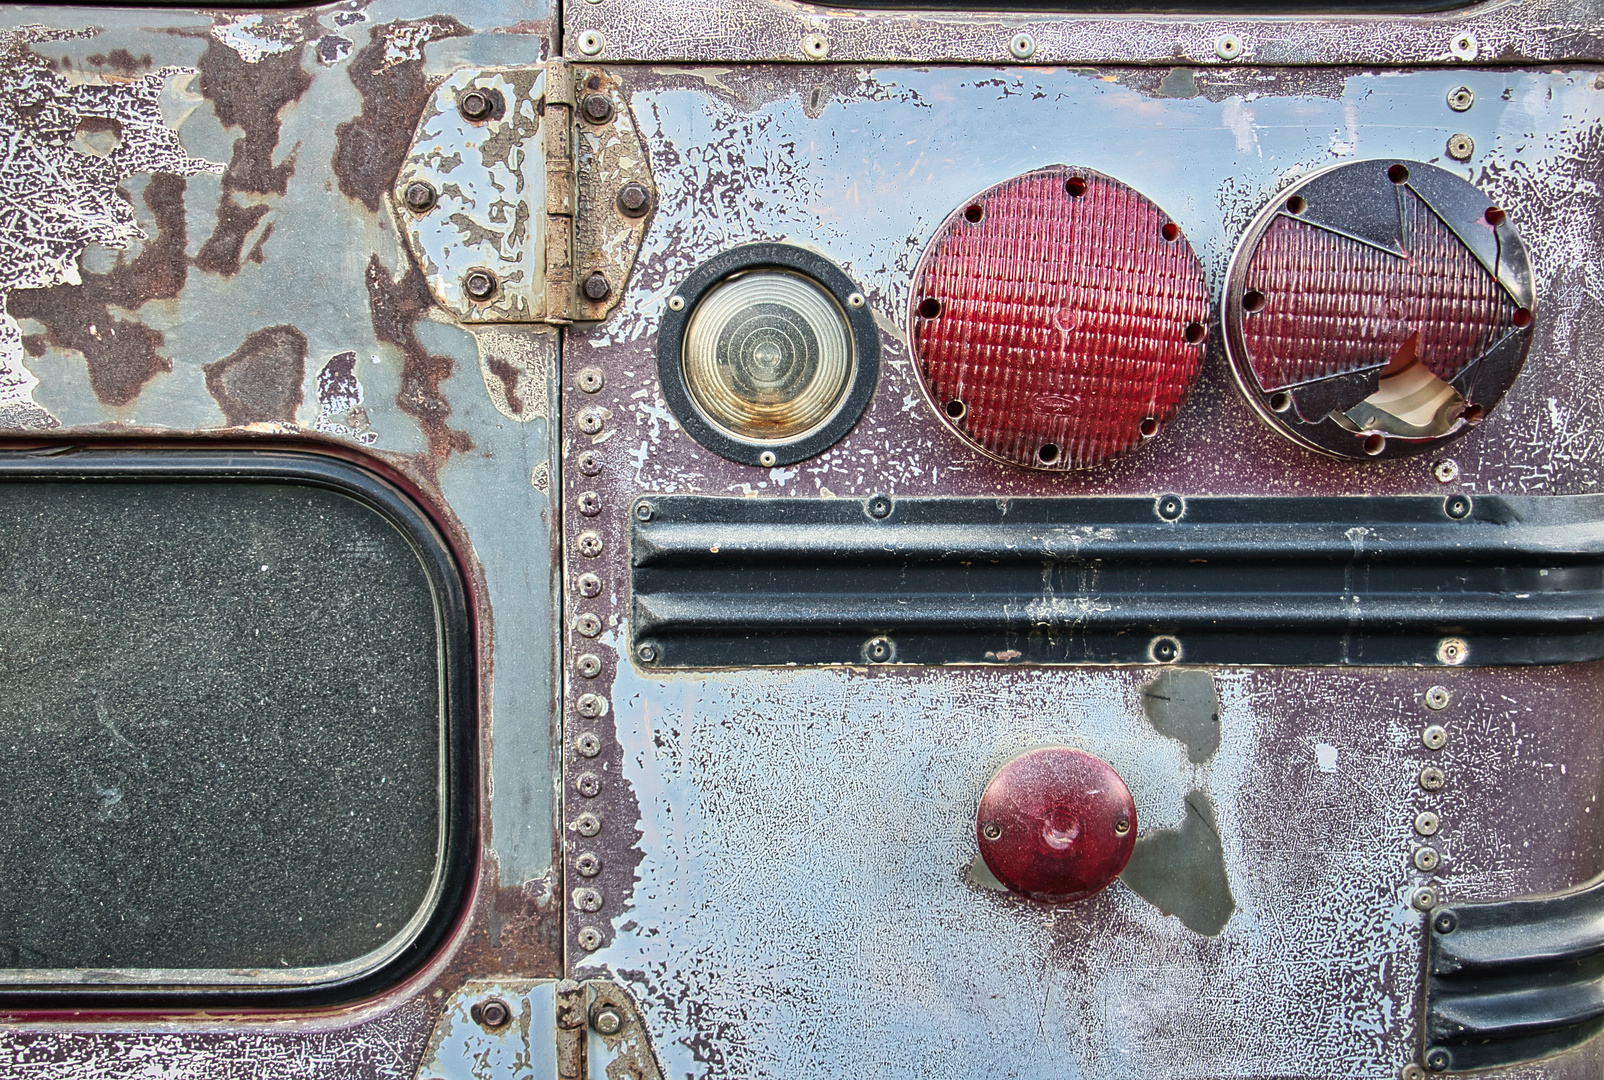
[1433,459,1460,483]
[577,653,603,678]
[1420,765,1447,791]
[402,180,437,213]
[576,732,602,758]
[577,572,602,598]
[1411,887,1438,912]
[1447,133,1475,162]
[617,182,652,217]
[1415,810,1441,837]
[575,772,602,798]
[634,501,654,522]
[1414,846,1441,872]
[578,449,603,476]
[577,926,603,951]
[583,272,613,302]
[474,998,512,1030]
[573,886,604,911]
[1422,725,1448,751]
[574,811,602,837]
[459,88,497,122]
[464,269,498,302]
[577,367,606,393]
[636,641,659,663]
[581,94,614,124]
[591,1005,624,1036]
[1425,685,1450,711]
[575,851,602,877]
[575,612,603,637]
[576,692,607,719]
[1447,85,1475,112]
[577,531,604,558]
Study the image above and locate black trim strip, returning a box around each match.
[0,446,475,1009]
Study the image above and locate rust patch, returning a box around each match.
[333,18,468,213]
[484,356,525,414]
[196,39,309,197]
[365,255,474,461]
[194,196,270,275]
[8,174,189,407]
[203,324,307,426]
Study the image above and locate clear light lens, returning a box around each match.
[682,270,853,443]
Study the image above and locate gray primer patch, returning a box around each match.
[1121,789,1237,937]
[1156,67,1198,99]
[1142,669,1221,764]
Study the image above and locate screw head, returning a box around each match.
[573,886,604,911]
[459,88,497,122]
[1214,33,1243,60]
[577,531,604,558]
[982,822,1001,840]
[867,494,892,519]
[592,1005,624,1036]
[636,641,659,663]
[1114,816,1131,835]
[583,272,612,302]
[402,180,437,213]
[1414,846,1441,872]
[574,811,601,837]
[475,998,512,1029]
[576,772,602,798]
[581,93,614,124]
[576,851,602,876]
[578,449,603,476]
[1420,765,1447,791]
[1437,638,1468,666]
[1432,458,1460,483]
[1009,32,1036,60]
[1151,637,1180,664]
[617,182,652,217]
[575,612,603,637]
[577,653,603,678]
[635,501,654,522]
[1447,85,1475,111]
[1422,724,1448,751]
[1446,133,1475,162]
[576,732,601,757]
[577,926,603,950]
[578,367,605,393]
[1415,810,1441,836]
[1411,887,1437,912]
[577,692,607,719]
[464,269,498,302]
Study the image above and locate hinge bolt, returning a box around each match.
[583,272,612,301]
[581,94,615,124]
[465,269,498,302]
[592,1005,624,1035]
[459,88,497,122]
[402,180,437,213]
[617,181,652,217]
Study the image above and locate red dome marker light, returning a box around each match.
[976,747,1137,903]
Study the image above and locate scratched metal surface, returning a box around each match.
[561,64,1604,1077]
[0,0,561,1075]
[564,0,1604,65]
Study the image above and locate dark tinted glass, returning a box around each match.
[0,477,443,976]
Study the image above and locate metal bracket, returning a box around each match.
[395,62,654,326]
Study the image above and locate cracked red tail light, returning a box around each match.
[1225,159,1536,459]
[910,166,1209,471]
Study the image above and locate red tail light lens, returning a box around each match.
[1224,160,1535,459]
[910,167,1209,470]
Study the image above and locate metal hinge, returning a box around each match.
[393,61,654,326]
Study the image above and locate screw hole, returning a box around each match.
[964,203,984,224]
[1037,443,1060,464]
[1485,206,1507,227]
[1463,403,1486,425]
[1269,391,1292,413]
[1161,221,1181,242]
[1511,307,1531,328]
[1388,163,1410,184]
[918,297,942,319]
[1139,417,1159,438]
[1065,176,1087,198]
[1363,433,1387,456]
[945,399,967,420]
[1242,290,1266,313]
[1286,195,1307,214]
[1183,321,1206,345]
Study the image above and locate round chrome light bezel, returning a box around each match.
[656,244,880,467]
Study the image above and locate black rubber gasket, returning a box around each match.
[655,243,881,467]
[0,445,476,1010]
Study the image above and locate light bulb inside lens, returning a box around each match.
[682,270,853,443]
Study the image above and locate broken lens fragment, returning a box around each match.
[1223,159,1536,459]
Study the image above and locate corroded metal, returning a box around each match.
[415,980,558,1080]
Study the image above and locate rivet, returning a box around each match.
[577,367,605,393]
[866,636,892,663]
[1420,765,1447,791]
[668,295,685,311]
[1445,494,1471,519]
[848,292,866,309]
[577,653,603,678]
[867,494,892,519]
[577,409,605,436]
[402,180,437,213]
[581,93,614,124]
[575,772,602,798]
[576,732,602,757]
[1422,725,1448,751]
[575,612,603,638]
[634,501,654,522]
[1448,31,1478,61]
[577,572,602,598]
[617,182,652,218]
[802,33,829,60]
[578,491,602,517]
[578,449,603,476]
[1151,637,1180,664]
[1433,910,1458,935]
[577,30,605,56]
[1009,32,1036,60]
[577,926,603,950]
[576,692,607,719]
[1426,1046,1452,1072]
[1402,1064,1427,1080]
[574,811,601,837]
[1414,846,1440,872]
[1432,459,1460,483]
[1437,638,1468,666]
[1415,810,1441,836]
[575,851,602,876]
[636,641,659,663]
[1156,494,1184,521]
[1447,85,1474,112]
[1214,33,1243,60]
[1411,887,1437,912]
[759,451,777,467]
[577,531,604,558]
[583,271,612,301]
[464,269,498,302]
[573,886,604,911]
[1446,133,1475,162]
[592,1005,624,1036]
